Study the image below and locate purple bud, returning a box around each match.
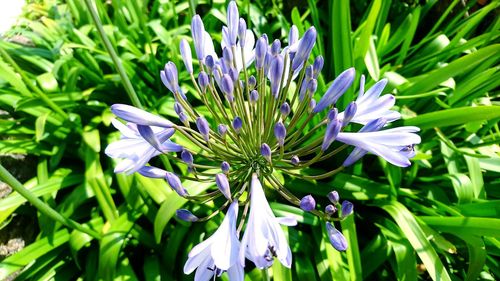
[198,71,209,92]
[261,143,272,162]
[322,118,342,151]
[341,201,354,217]
[137,166,167,178]
[223,47,233,65]
[221,74,235,102]
[271,39,281,56]
[229,67,239,82]
[313,56,324,78]
[221,161,230,174]
[216,173,232,200]
[160,62,179,94]
[263,52,272,74]
[305,65,314,78]
[291,155,300,165]
[232,116,243,133]
[274,120,286,146]
[292,27,317,71]
[181,149,194,166]
[250,90,259,104]
[227,1,239,46]
[307,79,318,96]
[326,222,348,251]
[205,55,215,70]
[180,39,193,74]
[255,37,267,68]
[270,55,284,98]
[174,102,183,115]
[359,75,365,98]
[327,108,338,122]
[288,25,299,46]
[327,191,340,204]
[176,209,199,222]
[308,99,317,113]
[218,124,228,138]
[196,117,210,141]
[166,172,188,197]
[342,102,357,126]
[191,15,205,60]
[325,204,337,216]
[300,195,316,211]
[137,125,163,151]
[248,75,256,89]
[238,18,247,47]
[314,68,355,113]
[280,102,290,118]
[179,112,188,125]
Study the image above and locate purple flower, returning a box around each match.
[184,202,243,280]
[176,209,199,222]
[196,117,210,142]
[166,172,189,197]
[239,175,297,268]
[314,68,356,113]
[111,104,173,128]
[274,120,286,146]
[180,39,193,74]
[337,126,421,167]
[326,222,347,251]
[215,173,232,200]
[300,195,316,211]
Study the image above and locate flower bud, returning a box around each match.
[221,74,235,102]
[216,173,232,200]
[280,102,290,119]
[313,55,324,78]
[198,71,209,93]
[300,195,316,211]
[191,15,205,60]
[205,55,215,70]
[218,124,228,138]
[307,78,318,97]
[248,75,256,90]
[227,1,239,46]
[274,120,286,146]
[261,143,272,162]
[322,118,342,151]
[221,161,230,174]
[238,18,247,47]
[271,39,281,56]
[288,25,299,47]
[196,116,210,142]
[327,191,340,204]
[223,47,233,65]
[308,99,317,113]
[325,204,337,216]
[314,68,355,113]
[326,222,348,251]
[327,108,338,122]
[176,209,199,222]
[255,37,267,68]
[292,27,316,71]
[269,55,284,98]
[342,102,357,126]
[341,200,354,217]
[181,149,194,167]
[291,155,300,166]
[174,102,183,115]
[160,62,179,94]
[179,112,188,125]
[166,172,188,197]
[180,39,193,74]
[137,166,167,178]
[232,116,243,134]
[250,90,259,104]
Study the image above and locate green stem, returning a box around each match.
[0,164,101,240]
[83,0,143,109]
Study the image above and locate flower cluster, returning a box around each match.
[105,1,420,280]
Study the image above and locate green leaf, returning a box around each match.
[378,201,452,281]
[419,216,500,237]
[404,106,500,129]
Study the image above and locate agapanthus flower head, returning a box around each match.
[105,1,420,278]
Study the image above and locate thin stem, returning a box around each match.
[0,164,101,239]
[83,0,143,109]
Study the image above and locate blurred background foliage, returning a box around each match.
[0,0,499,280]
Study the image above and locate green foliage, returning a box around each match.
[0,0,499,280]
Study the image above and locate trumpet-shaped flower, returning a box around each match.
[337,126,421,167]
[239,174,297,269]
[184,202,243,281]
[105,119,181,174]
[338,76,401,125]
